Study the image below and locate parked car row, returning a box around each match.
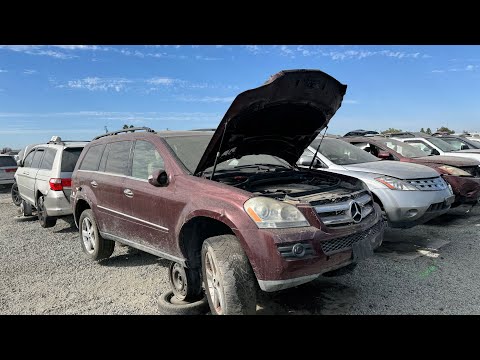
[8,69,480,315]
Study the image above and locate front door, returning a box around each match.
[122,140,176,255]
[16,148,44,204]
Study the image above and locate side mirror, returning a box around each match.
[17,160,24,167]
[461,144,469,150]
[148,169,169,187]
[377,151,391,159]
[431,149,440,156]
[297,155,322,168]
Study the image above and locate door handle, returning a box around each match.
[24,172,29,176]
[124,189,134,198]
[90,181,98,188]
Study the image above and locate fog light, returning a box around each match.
[292,243,306,257]
[406,209,418,218]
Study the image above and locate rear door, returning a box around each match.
[94,140,133,238]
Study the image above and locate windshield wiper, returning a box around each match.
[203,164,291,174]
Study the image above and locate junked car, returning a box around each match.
[0,154,17,188]
[342,136,480,208]
[15,136,88,228]
[298,137,455,228]
[71,69,385,315]
[431,135,480,151]
[390,132,480,162]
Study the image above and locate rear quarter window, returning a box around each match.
[0,156,17,167]
[104,141,132,176]
[39,148,57,170]
[79,144,105,171]
[61,148,83,172]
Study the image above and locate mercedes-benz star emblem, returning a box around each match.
[350,201,363,223]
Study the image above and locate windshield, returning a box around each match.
[312,138,380,165]
[377,138,430,158]
[428,137,456,152]
[442,137,480,150]
[164,134,292,174]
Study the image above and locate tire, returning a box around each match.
[201,235,257,315]
[37,196,57,228]
[168,262,202,302]
[20,200,33,216]
[158,290,209,315]
[11,182,22,207]
[79,209,115,261]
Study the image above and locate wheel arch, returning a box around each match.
[74,198,92,228]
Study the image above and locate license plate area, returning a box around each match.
[352,238,374,261]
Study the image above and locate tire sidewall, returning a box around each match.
[79,209,100,259]
[11,182,21,206]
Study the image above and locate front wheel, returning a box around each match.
[79,209,115,261]
[201,235,257,315]
[37,196,56,228]
[11,182,22,206]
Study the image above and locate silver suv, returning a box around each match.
[15,136,88,228]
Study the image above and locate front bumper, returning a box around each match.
[373,187,454,228]
[443,175,480,207]
[238,204,384,292]
[43,190,73,216]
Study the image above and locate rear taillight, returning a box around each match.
[49,178,72,191]
[5,168,17,173]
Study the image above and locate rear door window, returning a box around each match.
[61,148,83,172]
[30,149,45,169]
[79,144,105,171]
[104,141,132,176]
[39,148,57,170]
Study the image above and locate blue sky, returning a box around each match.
[1,45,480,149]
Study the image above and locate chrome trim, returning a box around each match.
[100,231,185,266]
[97,205,169,231]
[77,169,149,182]
[406,177,448,191]
[314,192,373,226]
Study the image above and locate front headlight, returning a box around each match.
[438,165,472,176]
[244,197,310,229]
[374,176,418,191]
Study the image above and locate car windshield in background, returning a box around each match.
[428,137,456,152]
[61,148,83,172]
[206,154,292,174]
[164,135,213,173]
[377,138,430,158]
[442,137,480,150]
[313,138,380,165]
[0,156,17,167]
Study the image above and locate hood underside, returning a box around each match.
[194,69,347,175]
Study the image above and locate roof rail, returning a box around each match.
[93,127,155,140]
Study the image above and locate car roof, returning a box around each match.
[156,130,214,138]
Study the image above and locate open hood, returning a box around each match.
[194,69,347,175]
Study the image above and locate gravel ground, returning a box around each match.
[1,186,480,315]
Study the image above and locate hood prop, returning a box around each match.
[309,126,328,170]
[209,122,229,180]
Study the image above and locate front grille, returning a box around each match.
[320,220,384,256]
[461,166,480,177]
[427,201,450,212]
[406,177,448,191]
[313,190,374,227]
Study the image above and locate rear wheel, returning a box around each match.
[201,235,257,315]
[79,209,115,261]
[11,182,21,206]
[37,196,56,228]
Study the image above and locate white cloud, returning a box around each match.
[23,69,37,75]
[432,64,478,73]
[61,77,132,92]
[52,45,101,50]
[0,45,75,59]
[0,69,7,73]
[343,100,359,104]
[146,77,176,85]
[244,45,261,54]
[431,70,445,73]
[195,55,223,61]
[280,45,294,57]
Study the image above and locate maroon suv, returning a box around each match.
[343,136,480,207]
[71,70,384,315]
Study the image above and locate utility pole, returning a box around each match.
[104,126,108,133]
